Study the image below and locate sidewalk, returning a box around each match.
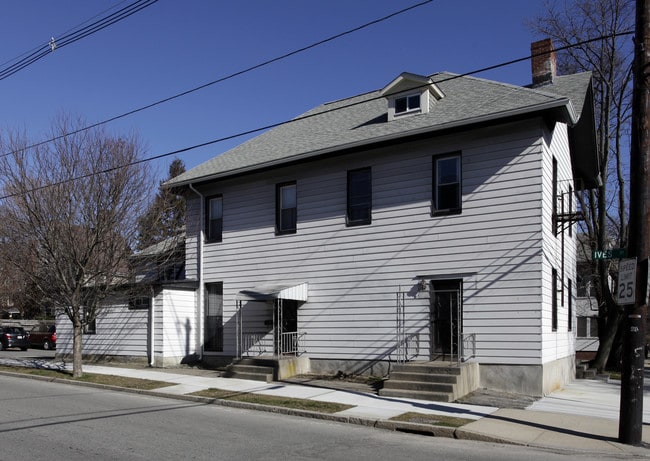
[1,359,649,456]
[82,364,650,456]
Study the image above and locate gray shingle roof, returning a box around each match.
[166,71,593,187]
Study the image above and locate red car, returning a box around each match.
[29,324,56,350]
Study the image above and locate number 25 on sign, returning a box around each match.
[616,258,637,305]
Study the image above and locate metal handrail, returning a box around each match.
[395,332,420,364]
[242,332,272,356]
[461,333,476,362]
[280,331,306,356]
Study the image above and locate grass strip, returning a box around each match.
[389,412,473,427]
[192,388,353,413]
[0,364,174,390]
[0,365,352,412]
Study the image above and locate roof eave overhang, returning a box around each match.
[166,99,577,189]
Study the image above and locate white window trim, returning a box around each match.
[387,91,429,121]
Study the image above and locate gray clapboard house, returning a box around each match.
[57,39,599,398]
[161,39,599,397]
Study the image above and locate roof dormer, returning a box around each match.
[381,72,444,121]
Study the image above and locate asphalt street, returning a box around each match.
[0,375,613,461]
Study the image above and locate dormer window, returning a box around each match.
[395,94,421,115]
[381,72,444,122]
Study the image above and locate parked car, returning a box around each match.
[29,324,56,350]
[0,326,29,351]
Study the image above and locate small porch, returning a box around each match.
[233,282,309,380]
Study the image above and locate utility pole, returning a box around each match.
[619,0,650,445]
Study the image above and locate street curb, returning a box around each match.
[0,369,480,441]
[2,368,644,455]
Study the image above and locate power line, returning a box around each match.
[0,31,633,201]
[0,0,158,82]
[4,0,435,158]
[0,0,132,69]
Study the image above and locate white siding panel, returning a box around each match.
[191,120,556,365]
[160,288,197,360]
[57,303,149,358]
[540,123,577,363]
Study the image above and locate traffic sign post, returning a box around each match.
[617,258,637,305]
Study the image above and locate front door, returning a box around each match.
[274,299,298,355]
[430,280,462,360]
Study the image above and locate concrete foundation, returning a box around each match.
[479,356,575,396]
[308,358,392,378]
[277,356,310,379]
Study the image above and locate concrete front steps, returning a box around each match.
[575,360,609,380]
[576,361,597,379]
[224,356,310,382]
[379,361,479,402]
[225,358,276,382]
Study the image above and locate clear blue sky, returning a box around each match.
[0,0,547,180]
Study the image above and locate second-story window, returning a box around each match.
[347,167,371,226]
[206,195,223,243]
[432,153,461,215]
[276,181,297,234]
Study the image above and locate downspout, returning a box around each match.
[189,183,205,362]
[149,285,155,367]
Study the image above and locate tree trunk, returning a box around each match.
[591,304,623,371]
[72,314,84,378]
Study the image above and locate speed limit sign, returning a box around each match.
[616,258,637,305]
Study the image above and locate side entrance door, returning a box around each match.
[430,280,462,360]
[274,299,298,355]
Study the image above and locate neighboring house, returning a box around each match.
[575,248,600,361]
[56,233,198,367]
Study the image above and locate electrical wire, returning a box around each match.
[0,0,158,82]
[4,0,435,158]
[0,0,131,69]
[0,31,633,201]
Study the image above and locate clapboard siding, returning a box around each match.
[182,118,579,365]
[57,288,196,364]
[57,302,149,357]
[160,288,197,358]
[540,123,576,362]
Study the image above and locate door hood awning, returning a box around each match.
[236,282,308,302]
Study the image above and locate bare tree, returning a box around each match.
[530,0,634,371]
[0,116,154,377]
[135,158,186,251]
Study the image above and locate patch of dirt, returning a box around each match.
[455,389,539,409]
[284,373,384,393]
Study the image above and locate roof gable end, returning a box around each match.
[380,72,444,99]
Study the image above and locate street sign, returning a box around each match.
[616,258,637,305]
[593,248,627,260]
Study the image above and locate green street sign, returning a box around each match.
[592,248,626,260]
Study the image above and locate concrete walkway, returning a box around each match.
[1,359,649,457]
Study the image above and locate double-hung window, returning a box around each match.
[577,316,599,338]
[347,167,371,226]
[206,195,223,243]
[276,181,297,234]
[395,94,421,115]
[432,153,461,215]
[204,282,223,352]
[552,157,558,236]
[552,268,558,331]
[83,307,96,335]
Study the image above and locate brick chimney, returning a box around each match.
[531,38,557,86]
